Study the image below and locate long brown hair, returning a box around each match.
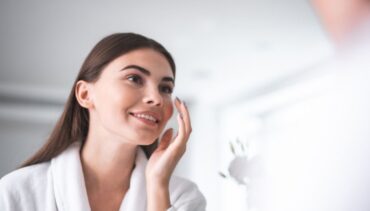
[21,33,176,167]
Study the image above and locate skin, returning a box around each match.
[75,48,192,211]
[311,0,370,45]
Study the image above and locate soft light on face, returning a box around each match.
[88,48,175,145]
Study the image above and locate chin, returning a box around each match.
[133,134,159,146]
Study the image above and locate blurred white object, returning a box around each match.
[256,11,370,211]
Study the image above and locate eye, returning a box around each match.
[160,85,173,94]
[127,74,143,85]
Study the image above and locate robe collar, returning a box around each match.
[51,142,148,211]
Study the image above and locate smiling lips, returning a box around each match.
[129,111,161,126]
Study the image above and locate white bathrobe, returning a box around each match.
[0,142,206,211]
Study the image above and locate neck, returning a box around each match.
[80,134,138,193]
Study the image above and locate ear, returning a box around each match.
[75,80,94,109]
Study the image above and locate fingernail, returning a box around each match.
[179,113,183,119]
[175,97,181,103]
[183,101,187,108]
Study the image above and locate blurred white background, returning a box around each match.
[2,0,369,210]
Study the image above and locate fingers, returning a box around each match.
[174,97,192,142]
[176,111,185,141]
[181,100,192,134]
[157,128,173,150]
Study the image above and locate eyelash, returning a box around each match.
[127,74,173,94]
[127,75,143,85]
[160,85,173,94]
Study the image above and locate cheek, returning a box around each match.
[94,83,135,114]
[164,99,174,120]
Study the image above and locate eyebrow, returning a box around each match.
[120,65,174,84]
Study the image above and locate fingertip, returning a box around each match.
[174,96,181,106]
[164,128,173,137]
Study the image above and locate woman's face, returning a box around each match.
[88,48,175,145]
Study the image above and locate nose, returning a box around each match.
[143,86,163,106]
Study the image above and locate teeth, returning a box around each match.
[133,113,157,122]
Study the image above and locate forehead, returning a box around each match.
[105,48,174,78]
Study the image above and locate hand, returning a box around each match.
[145,97,192,187]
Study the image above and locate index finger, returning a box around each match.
[174,97,192,138]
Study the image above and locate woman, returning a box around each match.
[0,33,206,211]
